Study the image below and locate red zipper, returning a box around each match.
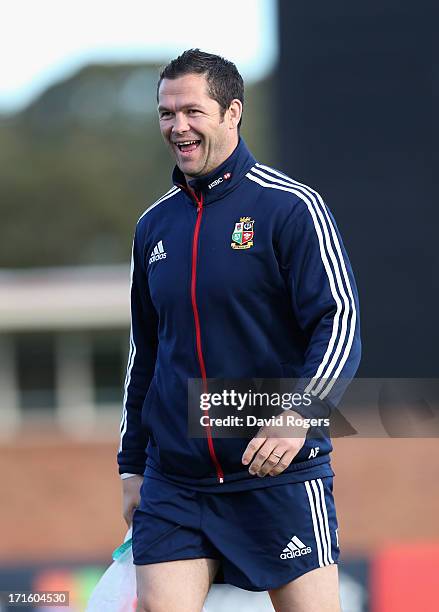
[190,190,224,484]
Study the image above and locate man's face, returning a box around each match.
[158,73,240,179]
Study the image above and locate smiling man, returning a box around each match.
[159,72,241,179]
[118,49,361,612]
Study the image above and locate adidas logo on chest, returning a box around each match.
[149,240,167,264]
[280,535,312,559]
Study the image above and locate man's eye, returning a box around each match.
[188,109,201,115]
[160,111,172,119]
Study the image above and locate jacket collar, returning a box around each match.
[172,137,256,205]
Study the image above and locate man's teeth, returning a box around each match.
[176,140,200,148]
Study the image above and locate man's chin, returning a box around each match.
[177,161,204,178]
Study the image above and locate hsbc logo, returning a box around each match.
[208,177,223,190]
[208,172,232,190]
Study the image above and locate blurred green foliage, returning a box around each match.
[0,63,278,268]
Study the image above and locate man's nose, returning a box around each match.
[172,112,190,134]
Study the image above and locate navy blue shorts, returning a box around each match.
[132,475,340,592]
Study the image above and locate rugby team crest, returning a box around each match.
[231,217,254,250]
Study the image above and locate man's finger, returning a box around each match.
[123,502,138,527]
[242,435,267,465]
[267,450,295,476]
[123,511,132,527]
[247,440,277,474]
[255,447,288,477]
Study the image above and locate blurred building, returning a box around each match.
[0,265,129,438]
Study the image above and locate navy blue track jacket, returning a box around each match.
[118,139,361,492]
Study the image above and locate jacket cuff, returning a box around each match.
[117,451,147,476]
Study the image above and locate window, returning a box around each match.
[91,331,125,406]
[16,333,56,411]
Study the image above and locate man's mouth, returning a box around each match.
[174,140,201,153]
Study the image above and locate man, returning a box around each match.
[118,49,361,612]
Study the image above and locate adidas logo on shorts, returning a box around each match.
[280,535,312,559]
[149,240,167,264]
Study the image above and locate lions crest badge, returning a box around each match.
[231,217,254,250]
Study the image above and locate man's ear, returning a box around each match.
[228,99,243,129]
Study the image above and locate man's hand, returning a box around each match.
[241,410,307,477]
[122,474,143,527]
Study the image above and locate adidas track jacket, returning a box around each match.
[118,138,361,492]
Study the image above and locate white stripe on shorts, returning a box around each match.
[317,478,334,564]
[305,479,334,567]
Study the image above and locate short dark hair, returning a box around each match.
[157,48,244,130]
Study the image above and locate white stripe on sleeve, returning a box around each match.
[246,167,356,400]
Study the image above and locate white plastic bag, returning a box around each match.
[86,528,137,612]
